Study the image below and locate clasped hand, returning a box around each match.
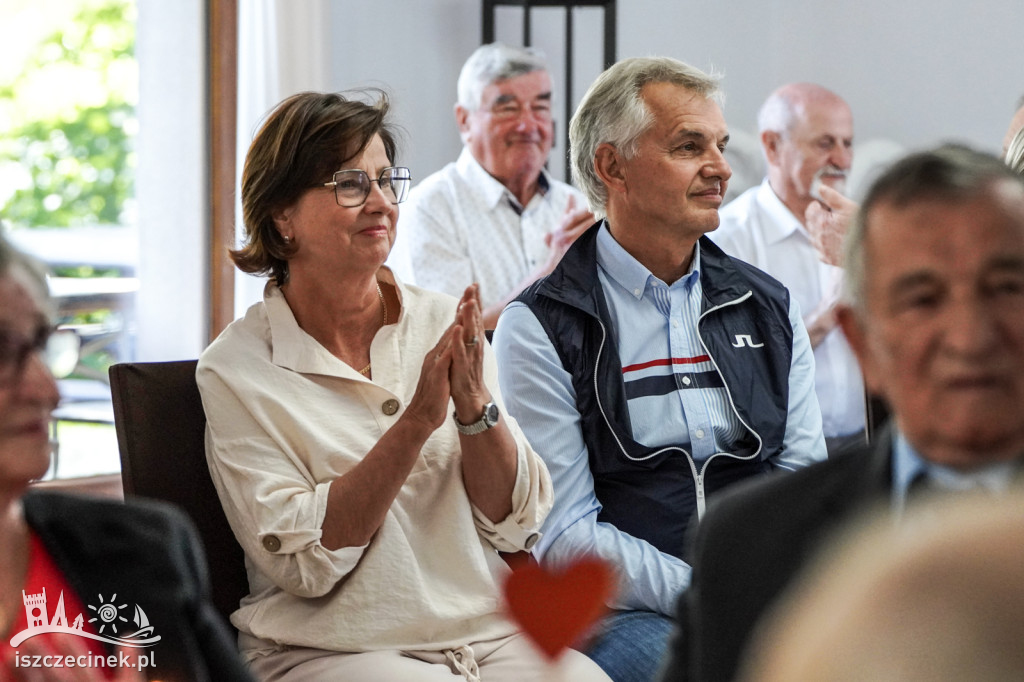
[404,284,490,430]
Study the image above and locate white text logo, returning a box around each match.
[731,334,764,348]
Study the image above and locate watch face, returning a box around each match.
[484,402,500,426]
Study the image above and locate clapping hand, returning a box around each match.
[450,284,489,421]
[542,196,594,274]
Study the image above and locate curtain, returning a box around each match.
[234,0,331,317]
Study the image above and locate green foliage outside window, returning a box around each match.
[0,0,137,229]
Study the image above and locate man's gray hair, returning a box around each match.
[569,57,722,218]
[843,144,1024,312]
[456,43,549,112]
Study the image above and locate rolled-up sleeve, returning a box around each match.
[198,365,366,598]
[468,340,553,552]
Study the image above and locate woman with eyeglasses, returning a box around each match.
[198,91,607,680]
[0,235,253,681]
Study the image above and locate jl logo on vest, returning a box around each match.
[731,334,764,348]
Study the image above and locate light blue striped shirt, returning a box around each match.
[596,222,745,458]
[494,223,824,615]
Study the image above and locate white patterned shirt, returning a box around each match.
[388,147,586,309]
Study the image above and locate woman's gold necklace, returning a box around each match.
[358,283,387,376]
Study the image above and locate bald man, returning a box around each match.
[710,83,866,455]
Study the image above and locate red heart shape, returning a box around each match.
[503,556,615,660]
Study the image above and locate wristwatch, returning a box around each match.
[453,402,500,435]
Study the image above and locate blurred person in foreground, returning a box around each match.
[742,490,1024,681]
[388,43,594,329]
[664,145,1024,682]
[0,234,252,681]
[197,90,609,681]
[494,57,825,682]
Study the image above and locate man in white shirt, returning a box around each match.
[388,43,594,329]
[711,82,866,454]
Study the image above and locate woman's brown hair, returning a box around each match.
[233,90,399,285]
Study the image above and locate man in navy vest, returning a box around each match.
[492,57,826,682]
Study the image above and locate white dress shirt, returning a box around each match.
[711,179,866,438]
[387,147,586,309]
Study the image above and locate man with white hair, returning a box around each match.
[494,57,825,682]
[389,42,593,329]
[711,83,867,455]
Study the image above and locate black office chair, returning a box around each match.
[109,360,248,628]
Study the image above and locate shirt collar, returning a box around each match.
[454,146,551,211]
[756,178,805,245]
[263,282,366,379]
[892,427,1019,509]
[595,221,700,300]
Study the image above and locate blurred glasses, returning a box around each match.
[488,99,553,123]
[0,326,80,387]
[319,166,412,208]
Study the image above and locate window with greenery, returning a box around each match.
[1,0,137,390]
[1,0,137,232]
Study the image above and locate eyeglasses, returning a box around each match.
[317,167,412,208]
[0,326,80,387]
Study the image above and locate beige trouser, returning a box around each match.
[246,632,612,681]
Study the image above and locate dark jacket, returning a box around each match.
[517,224,798,558]
[661,428,894,682]
[23,491,254,682]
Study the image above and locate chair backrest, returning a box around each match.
[109,360,248,627]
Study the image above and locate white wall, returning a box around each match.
[618,0,1024,154]
[325,0,1024,185]
[135,0,207,360]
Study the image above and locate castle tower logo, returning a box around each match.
[10,587,161,649]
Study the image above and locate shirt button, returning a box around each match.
[695,429,706,439]
[672,320,680,328]
[262,535,281,552]
[633,288,642,297]
[382,399,400,415]
[682,376,691,385]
